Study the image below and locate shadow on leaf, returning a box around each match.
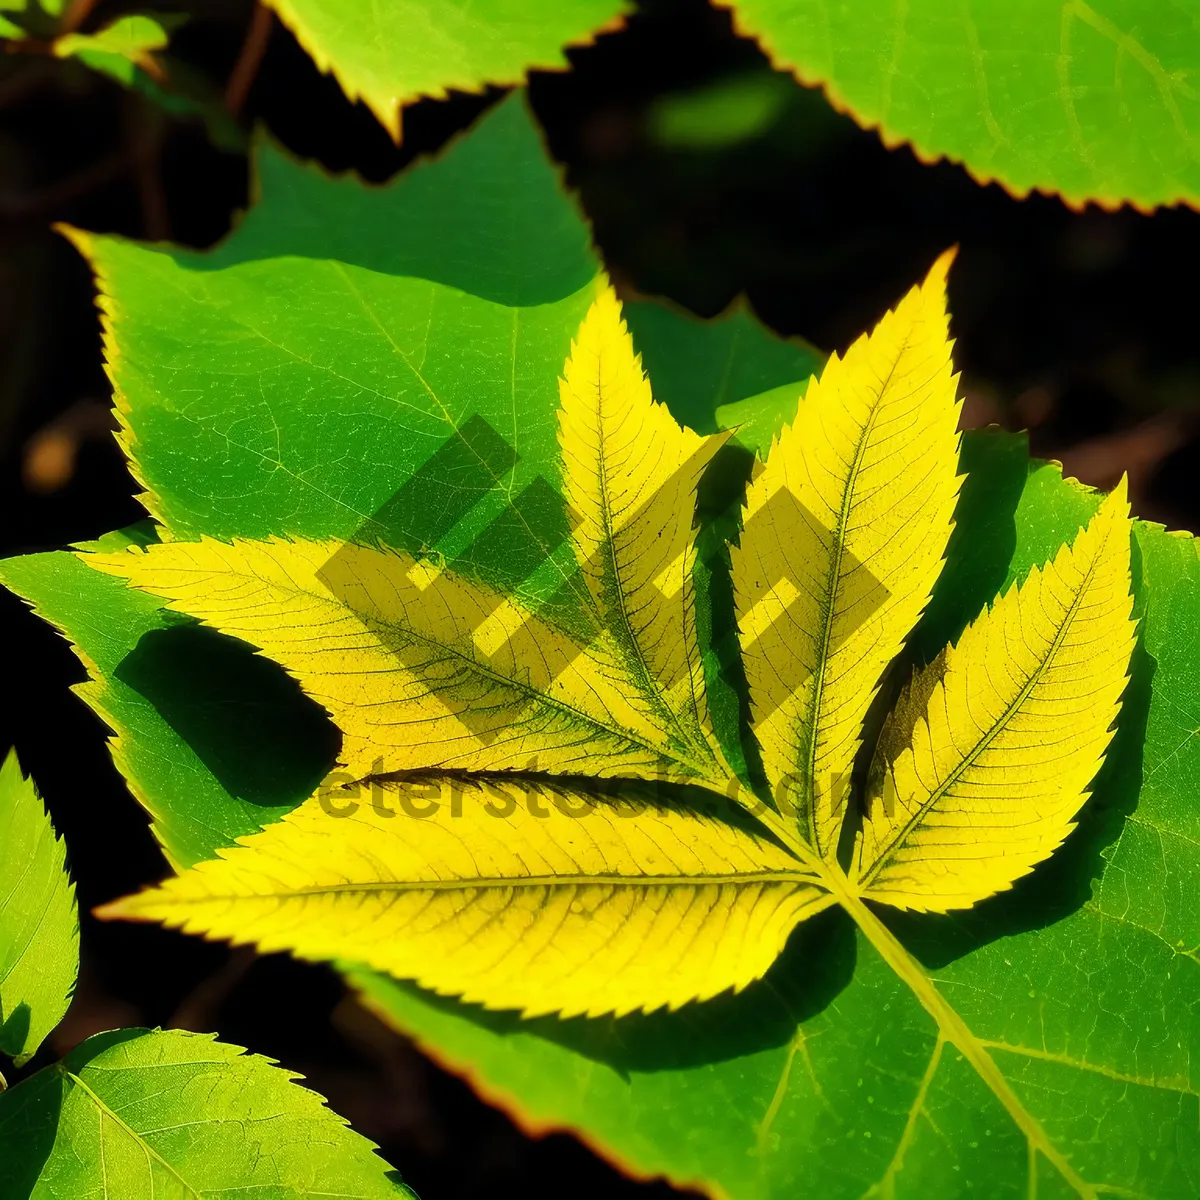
[0,1002,31,1062]
[115,624,340,808]
[0,1054,64,1200]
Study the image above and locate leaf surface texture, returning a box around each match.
[855,484,1137,910]
[102,779,829,1018]
[721,0,1200,209]
[732,252,962,856]
[0,750,77,1067]
[0,1028,410,1198]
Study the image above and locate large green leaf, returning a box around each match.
[0,1028,410,1198]
[266,0,628,137]
[81,95,599,566]
[2,94,807,869]
[722,0,1200,209]
[0,751,76,1068]
[348,439,1200,1197]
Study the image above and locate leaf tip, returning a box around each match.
[923,245,958,297]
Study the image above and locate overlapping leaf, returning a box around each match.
[103,777,829,1018]
[86,261,1136,1033]
[855,483,1137,911]
[732,250,962,857]
[0,750,77,1068]
[2,96,1195,1198]
[0,1028,411,1198]
[720,0,1200,210]
[266,0,628,137]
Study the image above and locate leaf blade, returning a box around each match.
[0,750,77,1067]
[732,251,962,856]
[101,778,829,1019]
[83,535,722,785]
[721,0,1200,210]
[266,0,628,137]
[558,288,730,778]
[0,1028,410,1197]
[855,482,1137,911]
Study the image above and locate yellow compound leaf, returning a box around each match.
[558,287,730,777]
[853,482,1137,912]
[732,251,963,859]
[99,777,832,1018]
[83,536,711,785]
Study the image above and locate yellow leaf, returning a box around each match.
[852,481,1136,912]
[99,777,832,1018]
[557,287,730,775]
[732,251,963,859]
[83,535,721,785]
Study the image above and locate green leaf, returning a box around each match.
[0,536,339,871]
[346,439,1200,1197]
[53,14,176,81]
[48,15,245,154]
[721,0,1200,209]
[12,89,1199,1196]
[77,94,600,570]
[0,751,76,1068]
[625,297,822,438]
[0,1027,411,1197]
[266,0,628,137]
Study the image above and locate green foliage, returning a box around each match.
[0,8,243,152]
[265,0,629,135]
[5,95,1198,1197]
[0,1029,410,1198]
[53,14,177,81]
[721,0,1200,209]
[348,437,1200,1198]
[0,750,411,1196]
[0,751,76,1068]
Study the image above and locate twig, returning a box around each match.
[0,149,135,220]
[225,3,272,116]
[58,0,99,35]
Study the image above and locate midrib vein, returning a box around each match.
[590,370,715,771]
[821,867,1099,1200]
[193,561,694,775]
[64,1067,202,1197]
[803,361,894,855]
[168,868,820,900]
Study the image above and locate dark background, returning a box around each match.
[0,1,1196,1196]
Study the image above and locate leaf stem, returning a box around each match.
[823,870,1097,1200]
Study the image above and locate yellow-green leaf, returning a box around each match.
[83,536,713,786]
[732,251,962,859]
[557,287,730,777]
[853,482,1137,912]
[99,778,830,1018]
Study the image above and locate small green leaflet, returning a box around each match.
[0,749,77,1069]
[265,0,628,137]
[0,1028,412,1198]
